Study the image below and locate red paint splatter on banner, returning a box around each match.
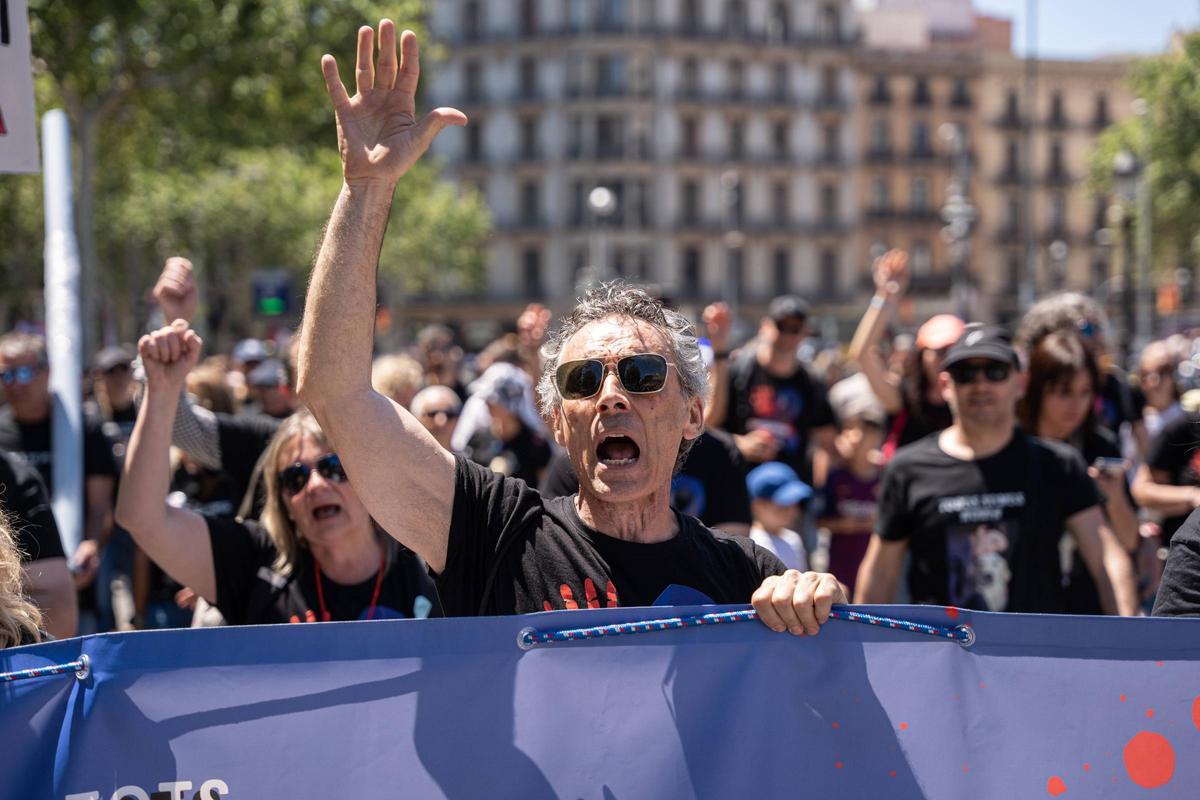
[1145,709,1154,719]
[831,722,840,729]
[1083,764,1091,772]
[889,771,897,778]
[945,606,959,620]
[1192,696,1200,730]
[1156,661,1163,667]
[1123,731,1175,789]
[1119,694,1126,702]
[961,764,969,774]
[899,722,908,731]
[1047,775,1067,796]
[979,681,987,689]
[835,761,844,769]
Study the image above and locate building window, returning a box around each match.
[770,2,790,41]
[523,247,542,296]
[821,124,840,161]
[819,249,838,294]
[518,57,538,99]
[681,57,700,95]
[519,117,539,159]
[465,121,484,162]
[729,118,745,160]
[1004,88,1020,121]
[772,120,789,160]
[519,0,538,34]
[681,116,700,158]
[595,54,628,95]
[951,77,971,107]
[682,246,702,296]
[681,0,701,33]
[1004,139,1019,175]
[633,180,651,226]
[820,183,838,224]
[463,1,484,40]
[727,248,744,298]
[681,180,700,224]
[519,180,540,224]
[727,181,744,226]
[1049,140,1065,178]
[772,63,789,100]
[1049,91,1066,126]
[912,75,931,106]
[464,60,483,101]
[818,4,840,40]
[821,66,840,105]
[772,248,791,294]
[772,181,789,224]
[911,176,929,211]
[1005,195,1020,230]
[1094,93,1111,129]
[871,178,889,212]
[596,115,625,158]
[1049,194,1067,230]
[725,0,747,34]
[911,241,932,274]
[728,60,745,98]
[596,0,626,29]
[870,74,891,104]
[570,180,586,225]
[870,119,890,153]
[912,121,931,156]
[1093,197,1108,231]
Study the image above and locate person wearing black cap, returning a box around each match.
[706,294,836,483]
[855,325,1138,615]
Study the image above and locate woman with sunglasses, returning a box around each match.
[1018,330,1139,613]
[116,321,438,626]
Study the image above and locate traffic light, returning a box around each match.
[252,270,292,317]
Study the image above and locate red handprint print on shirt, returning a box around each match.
[543,577,619,611]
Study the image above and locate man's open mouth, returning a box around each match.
[597,435,640,467]
[312,504,342,520]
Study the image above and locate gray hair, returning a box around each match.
[1016,292,1112,353]
[536,282,708,467]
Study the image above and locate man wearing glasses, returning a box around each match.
[297,21,843,634]
[855,326,1137,615]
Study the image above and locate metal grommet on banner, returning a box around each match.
[517,627,536,651]
[955,625,976,648]
[75,654,91,680]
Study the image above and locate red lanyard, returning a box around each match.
[313,549,386,622]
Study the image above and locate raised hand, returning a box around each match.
[517,303,552,351]
[321,21,468,186]
[872,249,910,299]
[152,257,198,324]
[138,319,203,394]
[702,302,732,353]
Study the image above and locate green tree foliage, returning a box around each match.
[1091,34,1200,273]
[3,0,489,342]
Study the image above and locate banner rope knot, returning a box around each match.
[517,608,975,650]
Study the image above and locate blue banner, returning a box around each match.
[2,605,1199,799]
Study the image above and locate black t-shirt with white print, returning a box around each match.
[439,456,786,616]
[877,429,1100,613]
[206,517,439,625]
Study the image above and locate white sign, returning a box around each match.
[0,0,39,173]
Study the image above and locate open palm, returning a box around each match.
[321,21,467,185]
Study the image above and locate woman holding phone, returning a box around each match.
[1019,330,1139,613]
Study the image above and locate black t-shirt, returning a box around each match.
[206,517,439,625]
[1152,508,1200,616]
[1098,368,1141,437]
[722,352,836,480]
[877,429,1100,613]
[538,429,752,529]
[0,408,118,492]
[895,395,954,451]
[1145,411,1200,544]
[216,411,281,517]
[464,424,552,487]
[440,456,785,616]
[0,448,65,563]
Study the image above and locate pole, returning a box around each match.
[1134,170,1153,355]
[41,109,85,557]
[1019,0,1039,314]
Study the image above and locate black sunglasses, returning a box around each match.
[555,353,673,400]
[419,407,461,420]
[278,453,348,496]
[947,362,1012,384]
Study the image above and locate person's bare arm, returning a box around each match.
[853,535,907,603]
[297,23,466,574]
[1089,465,1139,552]
[701,302,732,427]
[115,322,217,603]
[1067,505,1138,616]
[21,558,77,639]
[1131,464,1199,517]
[847,250,908,413]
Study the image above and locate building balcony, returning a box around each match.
[1044,169,1073,186]
[1045,115,1071,131]
[865,207,942,224]
[909,147,938,162]
[1091,114,1113,132]
[868,91,892,106]
[443,23,859,49]
[814,94,849,111]
[949,93,973,109]
[563,85,654,102]
[992,225,1022,245]
[866,147,894,164]
[907,273,953,295]
[994,168,1023,186]
[993,113,1025,130]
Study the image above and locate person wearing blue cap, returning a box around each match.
[746,462,811,573]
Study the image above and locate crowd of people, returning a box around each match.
[3,21,1199,650]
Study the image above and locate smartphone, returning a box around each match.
[1092,457,1126,476]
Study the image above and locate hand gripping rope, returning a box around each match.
[0,653,90,684]
[517,608,976,650]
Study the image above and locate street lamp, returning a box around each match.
[721,171,743,317]
[1113,148,1150,362]
[939,123,975,321]
[1047,239,1069,291]
[587,185,617,286]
